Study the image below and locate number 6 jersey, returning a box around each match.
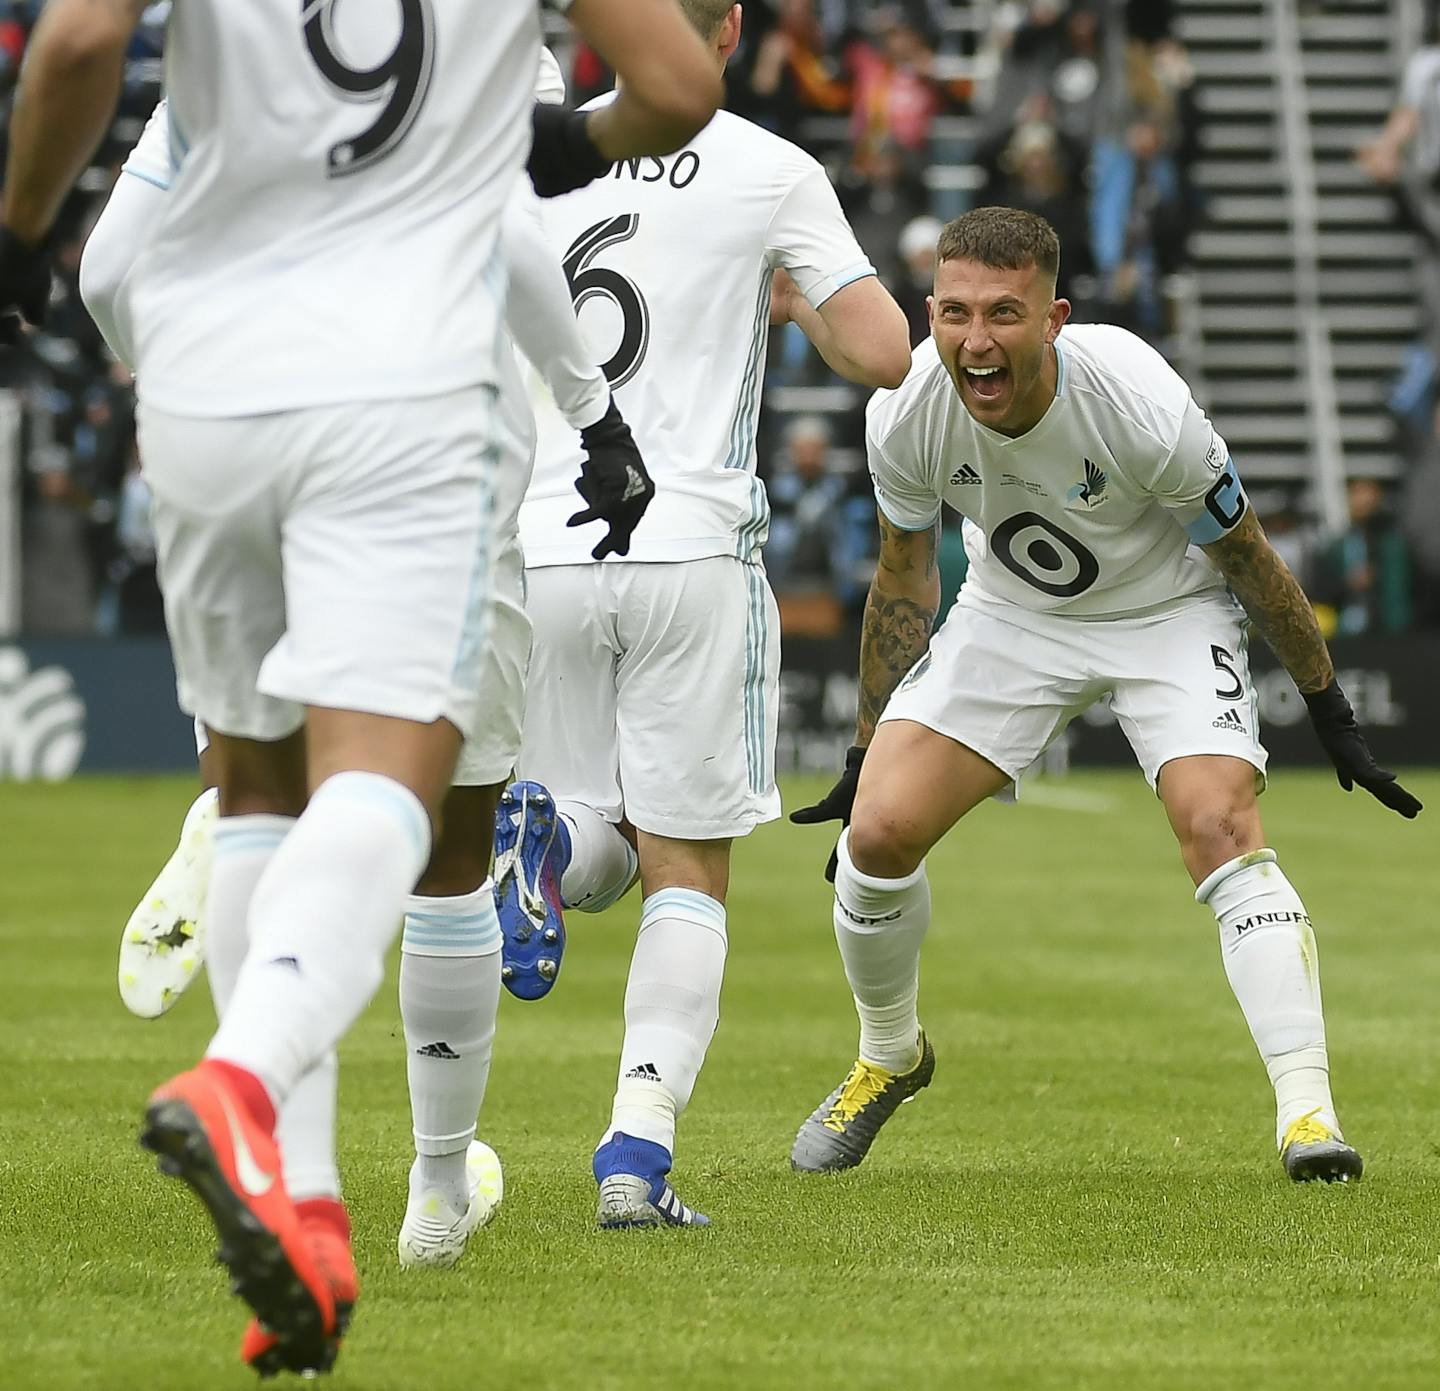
[127,0,542,417]
[520,100,875,566]
[867,324,1248,617]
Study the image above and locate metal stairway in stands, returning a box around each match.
[1178,0,1418,521]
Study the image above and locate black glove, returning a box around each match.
[789,744,867,881]
[0,227,51,343]
[527,103,611,198]
[567,399,655,559]
[1302,680,1422,818]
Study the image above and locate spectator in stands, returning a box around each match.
[982,2,1105,154]
[1089,40,1192,340]
[1311,478,1412,637]
[742,0,850,136]
[838,133,930,285]
[847,7,943,172]
[766,416,874,627]
[985,105,1093,304]
[1356,12,1440,377]
[892,213,941,345]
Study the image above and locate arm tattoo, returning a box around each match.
[856,515,941,741]
[1203,508,1334,693]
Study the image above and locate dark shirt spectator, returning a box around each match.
[1311,479,1412,636]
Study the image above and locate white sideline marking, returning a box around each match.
[1015,783,1117,814]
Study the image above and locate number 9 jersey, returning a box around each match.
[867,324,1247,617]
[127,0,545,417]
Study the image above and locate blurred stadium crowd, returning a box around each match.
[4,0,1438,639]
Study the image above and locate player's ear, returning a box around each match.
[1045,297,1071,343]
[926,294,935,330]
[721,5,744,56]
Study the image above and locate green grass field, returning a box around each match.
[3,770,1439,1390]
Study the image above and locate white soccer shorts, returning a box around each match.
[140,388,497,743]
[880,585,1268,789]
[517,556,781,839]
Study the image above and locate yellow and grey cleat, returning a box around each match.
[1281,1109,1363,1183]
[791,1033,935,1174]
[117,787,218,1019]
[397,1141,504,1269]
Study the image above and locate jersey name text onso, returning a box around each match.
[611,152,701,189]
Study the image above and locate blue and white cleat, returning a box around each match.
[493,781,570,1000]
[593,1132,710,1229]
[118,787,219,1018]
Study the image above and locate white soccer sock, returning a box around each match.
[205,815,295,1010]
[207,770,431,1105]
[1197,849,1338,1146]
[557,799,637,912]
[602,888,728,1155]
[400,882,502,1212]
[833,829,929,1073]
[276,1051,341,1201]
[204,815,338,1198]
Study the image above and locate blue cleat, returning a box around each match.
[593,1132,710,1229]
[493,781,570,1000]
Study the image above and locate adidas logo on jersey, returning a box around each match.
[1212,709,1246,732]
[624,1062,662,1081]
[416,1041,461,1060]
[948,463,982,485]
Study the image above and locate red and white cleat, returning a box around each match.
[140,1061,339,1376]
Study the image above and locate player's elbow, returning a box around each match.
[850,335,911,390]
[34,9,132,75]
[868,341,913,391]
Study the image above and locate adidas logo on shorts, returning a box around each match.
[949,463,982,485]
[1212,709,1246,732]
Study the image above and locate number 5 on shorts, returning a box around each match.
[1211,644,1243,701]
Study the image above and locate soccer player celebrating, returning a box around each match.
[84,51,652,1274]
[1,0,719,1374]
[789,207,1421,1185]
[496,0,912,1229]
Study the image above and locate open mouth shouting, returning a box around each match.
[961,363,1009,405]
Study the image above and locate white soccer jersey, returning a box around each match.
[127,0,543,417]
[520,104,875,566]
[867,324,1247,617]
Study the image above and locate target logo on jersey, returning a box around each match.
[0,647,86,781]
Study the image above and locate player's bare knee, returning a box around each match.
[846,809,924,880]
[1176,803,1264,882]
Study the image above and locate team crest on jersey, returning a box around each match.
[1067,458,1108,508]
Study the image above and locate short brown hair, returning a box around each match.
[936,206,1060,286]
[677,0,735,38]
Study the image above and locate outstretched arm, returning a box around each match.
[1202,506,1331,693]
[855,512,941,744]
[1204,507,1421,817]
